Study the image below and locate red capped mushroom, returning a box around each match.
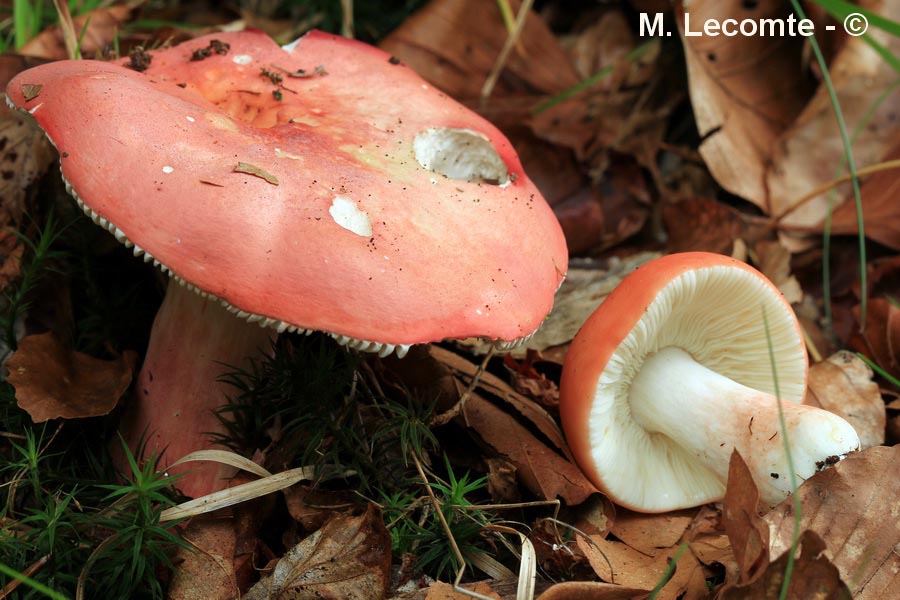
[560,252,859,512]
[6,30,567,496]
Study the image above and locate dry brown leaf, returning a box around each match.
[689,533,738,583]
[677,0,811,213]
[572,494,616,538]
[578,534,706,599]
[423,581,501,600]
[485,457,520,503]
[6,332,137,422]
[663,197,747,255]
[379,0,579,100]
[283,485,356,532]
[167,517,238,600]
[504,351,559,409]
[553,188,607,257]
[608,508,695,556]
[806,351,885,448]
[720,530,851,600]
[430,346,571,458]
[551,157,652,256]
[851,298,900,379]
[721,451,769,586]
[828,141,900,251]
[755,240,803,304]
[537,581,648,600]
[529,10,666,164]
[20,6,131,60]
[244,506,391,600]
[680,0,900,228]
[764,446,900,600]
[770,0,900,227]
[462,393,596,505]
[0,90,56,224]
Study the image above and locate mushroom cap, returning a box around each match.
[5,30,567,347]
[559,252,807,510]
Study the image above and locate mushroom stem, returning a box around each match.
[118,283,276,498]
[629,347,859,507]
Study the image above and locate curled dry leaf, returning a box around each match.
[676,0,811,213]
[806,350,885,448]
[430,346,571,457]
[721,451,768,587]
[720,530,851,600]
[20,6,132,60]
[764,446,900,600]
[771,0,900,228]
[679,0,900,229]
[6,332,137,422]
[244,505,391,600]
[462,392,596,505]
[167,517,238,600]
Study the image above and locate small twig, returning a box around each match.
[431,346,496,427]
[411,454,496,600]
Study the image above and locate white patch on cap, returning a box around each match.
[275,148,303,160]
[186,116,195,122]
[414,128,509,185]
[28,103,43,114]
[162,166,174,174]
[329,196,372,237]
[233,54,253,65]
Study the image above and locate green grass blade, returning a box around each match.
[647,542,689,600]
[0,561,70,600]
[792,0,868,326]
[856,352,900,387]
[13,0,33,50]
[812,0,900,37]
[762,306,802,600]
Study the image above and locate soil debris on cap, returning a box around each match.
[190,39,231,61]
[127,46,152,72]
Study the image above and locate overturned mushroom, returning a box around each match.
[6,30,567,496]
[559,252,859,512]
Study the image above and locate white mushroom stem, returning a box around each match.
[117,283,275,498]
[629,347,860,507]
